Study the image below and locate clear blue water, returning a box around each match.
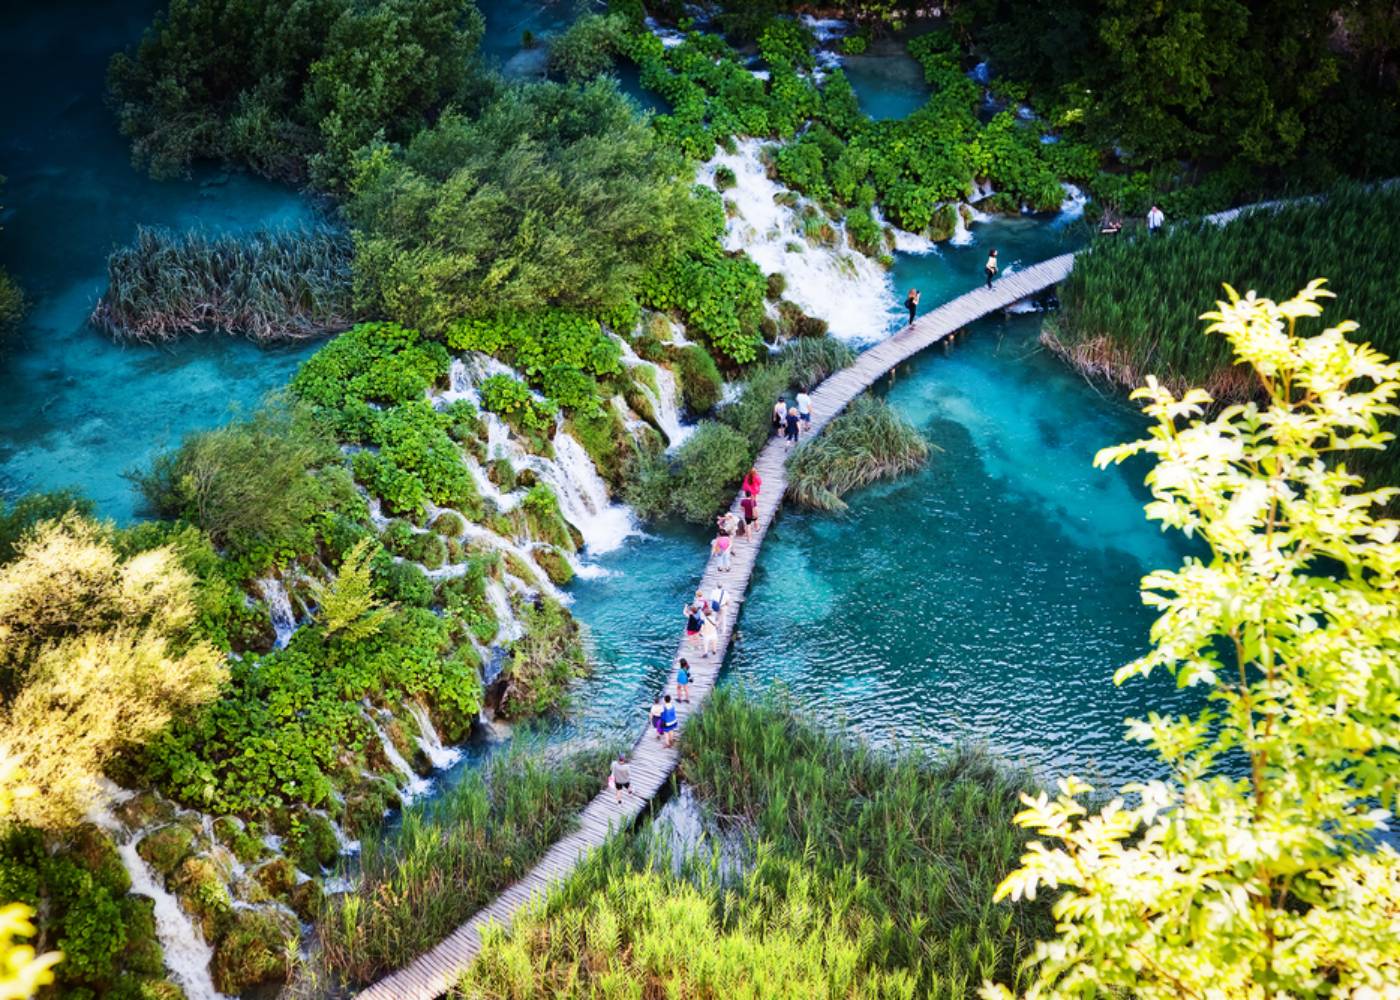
[0,0,321,520]
[841,38,930,120]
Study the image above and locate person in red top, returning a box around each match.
[742,467,762,497]
[740,492,758,534]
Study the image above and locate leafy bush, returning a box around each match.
[291,322,449,434]
[778,336,854,388]
[0,491,95,564]
[107,0,489,188]
[640,248,765,365]
[675,344,723,414]
[786,395,931,511]
[353,400,481,518]
[91,225,354,343]
[497,596,588,718]
[662,421,753,524]
[478,375,556,439]
[547,12,629,81]
[714,165,737,191]
[719,360,792,452]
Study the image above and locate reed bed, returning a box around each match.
[778,334,855,388]
[91,225,355,342]
[459,691,1051,999]
[786,395,932,511]
[315,741,614,989]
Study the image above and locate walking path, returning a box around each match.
[354,252,1077,1000]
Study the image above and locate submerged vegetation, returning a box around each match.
[91,225,355,342]
[460,690,1050,998]
[786,395,931,511]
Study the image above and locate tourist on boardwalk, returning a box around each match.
[712,531,732,572]
[771,398,787,435]
[684,603,706,650]
[733,508,750,543]
[709,584,729,614]
[1147,204,1165,235]
[743,467,762,497]
[905,288,920,326]
[717,510,739,540]
[660,695,679,747]
[796,388,812,429]
[984,249,998,289]
[676,658,691,703]
[741,491,758,533]
[610,753,633,803]
[784,406,801,447]
[699,608,720,655]
[650,694,665,740]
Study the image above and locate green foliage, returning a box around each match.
[786,395,931,511]
[548,12,630,81]
[308,537,395,642]
[987,284,1400,997]
[640,247,765,366]
[497,596,588,718]
[655,420,753,524]
[91,225,354,343]
[520,485,574,551]
[477,375,556,440]
[348,79,700,330]
[291,322,449,435]
[778,335,854,388]
[720,359,792,452]
[675,344,723,415]
[317,742,611,987]
[107,0,488,188]
[0,491,95,565]
[352,400,481,518]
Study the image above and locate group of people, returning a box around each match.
[903,248,1002,329]
[1100,203,1165,237]
[772,391,813,446]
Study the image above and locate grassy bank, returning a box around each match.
[458,690,1051,998]
[786,394,932,511]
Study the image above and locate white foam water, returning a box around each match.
[406,701,462,771]
[484,579,524,643]
[520,432,636,554]
[255,577,296,649]
[703,140,900,345]
[615,337,694,449]
[800,15,850,41]
[90,796,230,1000]
[366,712,430,801]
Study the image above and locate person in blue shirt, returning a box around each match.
[676,659,691,704]
[660,695,679,747]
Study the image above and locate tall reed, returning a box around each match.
[91,225,354,342]
[786,394,932,511]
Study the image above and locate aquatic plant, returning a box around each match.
[987,284,1400,998]
[91,225,355,343]
[785,395,931,511]
[675,343,723,414]
[777,334,854,387]
[315,742,612,988]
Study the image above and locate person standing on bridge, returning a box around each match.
[684,603,706,651]
[699,607,720,656]
[771,397,787,436]
[676,658,691,703]
[610,753,633,803]
[984,249,998,289]
[661,695,679,747]
[712,531,733,572]
[650,694,665,740]
[741,491,758,534]
[743,467,762,497]
[1147,203,1165,235]
[905,288,921,326]
[796,388,812,430]
[785,406,801,447]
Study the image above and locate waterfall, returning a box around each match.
[615,337,693,449]
[406,701,462,771]
[255,577,296,649]
[1056,182,1088,224]
[366,712,430,801]
[484,579,524,643]
[90,797,229,1000]
[702,140,900,345]
[520,433,635,554]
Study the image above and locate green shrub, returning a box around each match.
[714,165,737,191]
[786,395,932,511]
[665,421,753,523]
[720,360,792,452]
[498,596,588,717]
[547,12,629,81]
[372,557,434,609]
[0,490,96,564]
[842,34,869,55]
[531,546,574,587]
[764,271,786,301]
[675,345,723,415]
[778,336,854,388]
[430,511,465,537]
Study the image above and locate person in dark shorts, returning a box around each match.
[905,288,920,326]
[610,753,633,803]
[984,249,998,289]
[660,695,679,747]
[741,492,758,532]
[649,695,665,740]
[784,406,800,446]
[676,659,691,703]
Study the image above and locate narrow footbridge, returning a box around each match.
[355,253,1077,1000]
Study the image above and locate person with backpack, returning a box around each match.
[684,603,706,650]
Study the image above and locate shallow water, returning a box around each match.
[0,0,321,520]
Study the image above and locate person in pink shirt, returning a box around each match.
[742,467,762,497]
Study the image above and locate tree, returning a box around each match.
[308,537,394,642]
[984,281,1400,998]
[0,516,225,830]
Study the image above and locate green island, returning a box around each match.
[0,1,1397,998]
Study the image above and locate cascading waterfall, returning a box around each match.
[90,797,229,1000]
[366,711,430,801]
[255,577,296,649]
[406,701,462,771]
[484,578,524,644]
[615,337,693,448]
[701,139,901,344]
[520,432,635,554]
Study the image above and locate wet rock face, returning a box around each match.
[211,906,299,995]
[137,824,196,879]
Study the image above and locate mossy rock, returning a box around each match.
[120,896,165,977]
[109,975,187,1000]
[765,271,787,301]
[114,791,175,834]
[251,857,296,899]
[416,533,449,570]
[136,825,195,879]
[532,546,575,586]
[70,823,131,895]
[504,552,540,588]
[342,776,397,838]
[445,536,465,563]
[289,813,340,875]
[211,907,297,996]
[487,457,518,491]
[212,816,265,866]
[929,203,959,242]
[172,855,234,940]
[431,510,465,537]
[289,878,326,922]
[232,874,273,906]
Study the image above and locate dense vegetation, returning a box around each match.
[460,690,1051,998]
[786,395,932,511]
[107,0,492,189]
[91,226,354,342]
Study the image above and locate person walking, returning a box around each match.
[796,389,812,430]
[660,694,679,747]
[649,694,665,740]
[984,249,998,289]
[771,398,787,436]
[712,531,732,572]
[741,492,758,534]
[784,406,801,447]
[1146,204,1165,235]
[699,608,720,656]
[905,288,921,326]
[676,659,691,703]
[743,467,762,498]
[684,603,706,650]
[716,510,739,539]
[610,753,633,803]
[709,584,729,614]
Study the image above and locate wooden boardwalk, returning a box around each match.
[354,253,1077,1000]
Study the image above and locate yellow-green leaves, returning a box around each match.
[986,284,1400,998]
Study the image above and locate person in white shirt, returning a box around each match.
[984,249,998,288]
[795,390,812,429]
[1147,204,1165,235]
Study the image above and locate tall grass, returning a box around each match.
[786,395,932,511]
[459,691,1052,999]
[315,741,613,988]
[91,225,354,342]
[1052,182,1400,400]
[778,334,855,388]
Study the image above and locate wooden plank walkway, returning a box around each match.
[354,252,1077,1000]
